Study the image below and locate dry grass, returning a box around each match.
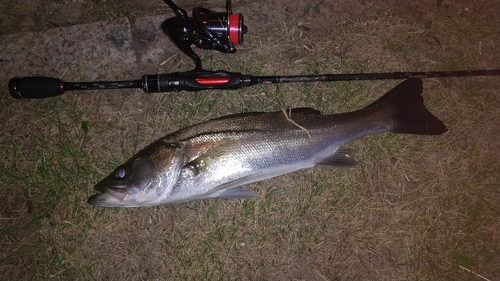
[1,0,499,280]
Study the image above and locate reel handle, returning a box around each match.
[9,77,64,99]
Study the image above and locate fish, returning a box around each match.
[88,78,447,207]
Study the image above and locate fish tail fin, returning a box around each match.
[370,78,447,135]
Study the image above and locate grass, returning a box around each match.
[1,0,500,280]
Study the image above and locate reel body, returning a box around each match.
[162,0,247,70]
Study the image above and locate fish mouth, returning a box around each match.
[88,184,129,206]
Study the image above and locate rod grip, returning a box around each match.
[9,77,64,99]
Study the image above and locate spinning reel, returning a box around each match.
[162,0,247,70]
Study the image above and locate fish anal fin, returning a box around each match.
[317,147,357,168]
[209,187,261,200]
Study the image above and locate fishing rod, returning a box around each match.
[9,69,500,99]
[8,0,500,99]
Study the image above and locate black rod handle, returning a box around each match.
[9,76,143,99]
[9,77,64,99]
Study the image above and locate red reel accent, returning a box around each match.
[229,14,241,44]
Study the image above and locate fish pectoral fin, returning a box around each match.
[316,147,358,168]
[184,156,210,176]
[208,187,261,200]
[184,146,228,176]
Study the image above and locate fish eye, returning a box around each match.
[114,167,127,179]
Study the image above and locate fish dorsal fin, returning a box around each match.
[289,107,322,115]
[210,108,321,122]
[316,147,358,168]
[212,111,266,120]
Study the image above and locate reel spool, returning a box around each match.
[162,0,247,70]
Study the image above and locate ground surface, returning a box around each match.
[1,0,499,280]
